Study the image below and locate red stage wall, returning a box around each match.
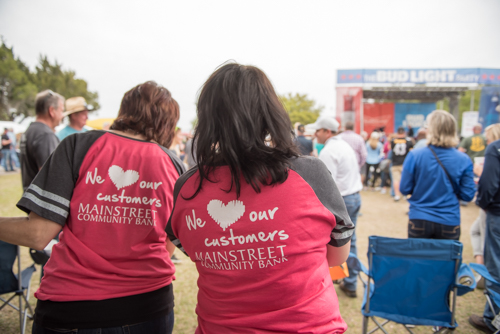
[363,103,395,135]
[336,87,363,133]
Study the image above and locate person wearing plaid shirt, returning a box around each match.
[340,121,367,169]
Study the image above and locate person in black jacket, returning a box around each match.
[469,138,500,333]
[295,124,313,156]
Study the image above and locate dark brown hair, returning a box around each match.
[190,62,299,199]
[110,81,179,147]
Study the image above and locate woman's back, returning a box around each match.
[21,131,184,301]
[167,156,351,333]
[366,141,382,164]
[400,145,475,226]
[168,62,353,333]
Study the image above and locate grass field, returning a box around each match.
[0,171,486,333]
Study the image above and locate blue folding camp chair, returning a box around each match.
[470,263,500,334]
[347,236,476,334]
[0,241,36,334]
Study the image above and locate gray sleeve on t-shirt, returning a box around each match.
[17,131,106,226]
[165,167,199,256]
[158,146,187,177]
[290,156,355,247]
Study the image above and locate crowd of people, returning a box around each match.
[0,62,498,333]
[294,113,500,333]
[1,127,21,172]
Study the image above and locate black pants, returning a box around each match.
[32,311,174,334]
[364,163,380,187]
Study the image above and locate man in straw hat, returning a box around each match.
[57,96,92,140]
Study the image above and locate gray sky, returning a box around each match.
[1,0,499,131]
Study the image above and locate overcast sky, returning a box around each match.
[1,0,500,131]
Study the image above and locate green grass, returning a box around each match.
[0,172,24,217]
[0,172,38,334]
[0,172,488,333]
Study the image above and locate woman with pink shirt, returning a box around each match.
[166,63,354,333]
[0,81,184,334]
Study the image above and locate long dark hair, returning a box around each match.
[191,62,299,198]
[110,81,179,147]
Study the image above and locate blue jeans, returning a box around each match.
[408,219,461,240]
[10,148,19,167]
[342,192,361,291]
[483,212,500,332]
[32,310,174,334]
[1,148,14,171]
[390,169,395,197]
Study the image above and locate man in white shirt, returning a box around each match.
[312,117,362,298]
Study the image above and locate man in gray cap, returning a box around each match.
[57,96,91,140]
[311,116,362,298]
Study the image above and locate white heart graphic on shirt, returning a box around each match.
[108,165,139,190]
[207,200,245,231]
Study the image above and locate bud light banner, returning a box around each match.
[337,68,500,85]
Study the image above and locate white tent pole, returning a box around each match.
[470,90,475,111]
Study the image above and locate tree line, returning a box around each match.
[0,39,99,121]
[1,38,322,125]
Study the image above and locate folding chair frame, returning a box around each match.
[361,256,459,334]
[484,292,500,334]
[353,238,469,334]
[470,263,500,334]
[0,246,35,334]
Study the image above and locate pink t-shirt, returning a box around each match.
[18,131,184,302]
[167,157,354,333]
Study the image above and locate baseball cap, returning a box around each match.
[310,117,340,133]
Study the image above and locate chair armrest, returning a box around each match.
[346,252,369,275]
[456,263,476,296]
[470,263,500,286]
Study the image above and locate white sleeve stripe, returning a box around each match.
[23,193,69,218]
[29,184,70,207]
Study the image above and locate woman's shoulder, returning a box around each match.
[289,156,332,182]
[289,155,327,171]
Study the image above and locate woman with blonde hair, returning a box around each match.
[485,123,500,144]
[365,131,383,189]
[400,110,476,239]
